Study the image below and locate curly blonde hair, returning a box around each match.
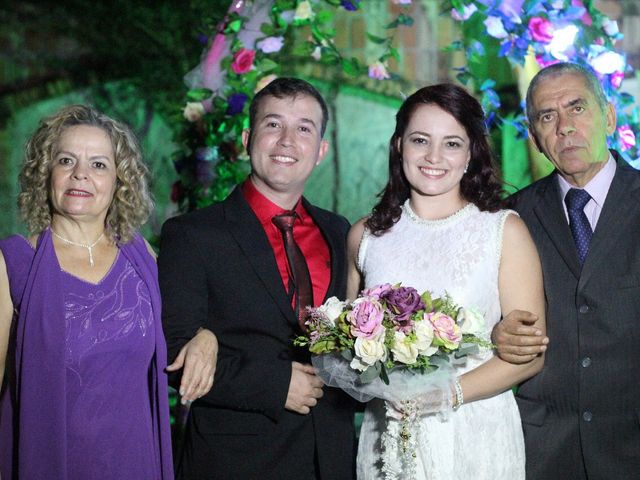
[19,105,154,243]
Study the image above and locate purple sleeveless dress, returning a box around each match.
[0,231,172,479]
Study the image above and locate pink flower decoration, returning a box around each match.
[528,17,554,43]
[451,3,477,21]
[618,125,636,151]
[368,61,390,80]
[610,71,624,89]
[429,312,461,349]
[348,299,385,339]
[572,0,592,26]
[231,48,256,75]
[361,283,392,300]
[256,36,284,54]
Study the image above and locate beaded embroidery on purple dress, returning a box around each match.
[0,231,172,479]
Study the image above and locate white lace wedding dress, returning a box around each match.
[356,200,525,480]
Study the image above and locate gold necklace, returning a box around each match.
[51,229,105,267]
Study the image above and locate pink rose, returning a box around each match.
[361,283,392,300]
[231,48,256,75]
[528,17,554,43]
[618,125,636,151]
[610,71,624,89]
[429,312,461,350]
[348,298,385,339]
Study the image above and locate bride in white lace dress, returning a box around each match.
[346,84,546,479]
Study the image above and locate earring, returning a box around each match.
[463,163,469,174]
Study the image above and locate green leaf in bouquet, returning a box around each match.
[337,312,351,334]
[379,362,390,385]
[310,339,337,354]
[360,363,382,384]
[421,291,434,311]
[340,349,354,361]
[454,343,480,358]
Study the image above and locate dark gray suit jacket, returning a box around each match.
[159,187,356,480]
[512,155,640,479]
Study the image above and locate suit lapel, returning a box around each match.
[532,174,583,279]
[223,188,298,327]
[580,162,640,287]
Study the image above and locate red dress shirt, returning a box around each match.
[242,179,331,308]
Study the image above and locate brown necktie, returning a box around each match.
[272,211,313,332]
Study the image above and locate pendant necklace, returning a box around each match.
[51,229,105,267]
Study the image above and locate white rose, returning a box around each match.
[350,356,368,372]
[294,1,313,21]
[183,102,205,122]
[391,331,419,365]
[317,296,347,326]
[458,307,486,336]
[353,335,387,367]
[602,18,619,37]
[414,317,438,356]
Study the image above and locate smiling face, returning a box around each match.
[242,94,328,205]
[528,72,616,187]
[49,125,117,224]
[400,104,471,204]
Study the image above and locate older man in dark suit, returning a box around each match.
[494,62,640,478]
[159,78,355,479]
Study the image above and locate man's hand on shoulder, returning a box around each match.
[493,310,548,364]
[285,362,324,414]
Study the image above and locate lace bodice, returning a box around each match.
[359,201,514,341]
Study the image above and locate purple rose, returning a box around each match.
[348,298,384,339]
[226,93,248,116]
[382,286,424,331]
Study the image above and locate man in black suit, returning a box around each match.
[494,62,640,478]
[158,78,355,479]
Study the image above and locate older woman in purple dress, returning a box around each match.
[0,105,217,479]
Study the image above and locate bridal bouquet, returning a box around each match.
[294,283,492,479]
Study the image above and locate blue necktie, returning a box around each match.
[564,188,593,265]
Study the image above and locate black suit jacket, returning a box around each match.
[512,155,640,479]
[159,187,356,480]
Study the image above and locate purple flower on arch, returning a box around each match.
[227,93,248,116]
[618,125,636,151]
[340,0,360,11]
